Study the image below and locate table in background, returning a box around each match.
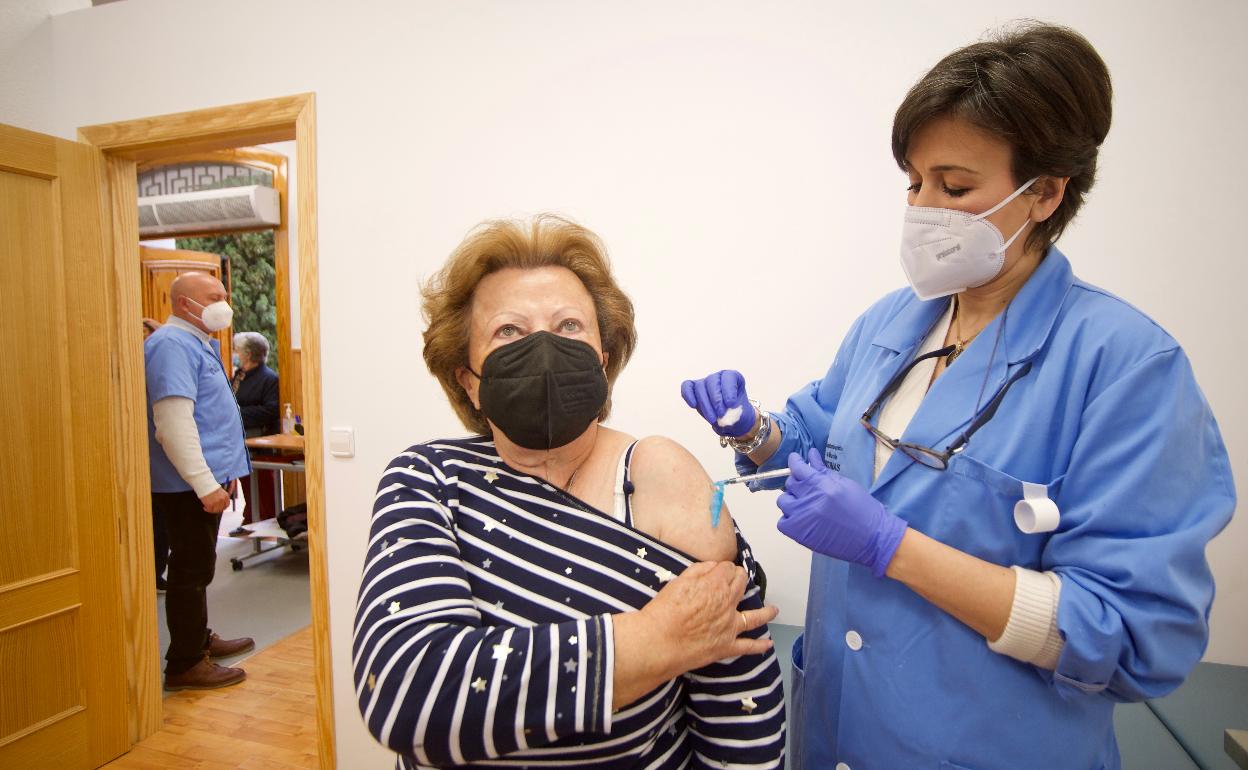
[237,433,306,570]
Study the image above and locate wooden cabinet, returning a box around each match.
[139,245,232,368]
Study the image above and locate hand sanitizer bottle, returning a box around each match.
[282,403,294,434]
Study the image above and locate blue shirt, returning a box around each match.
[145,319,251,493]
[740,248,1235,769]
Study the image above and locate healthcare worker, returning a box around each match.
[683,22,1234,770]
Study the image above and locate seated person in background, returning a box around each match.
[229,331,280,535]
[353,215,786,769]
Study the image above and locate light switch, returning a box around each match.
[329,426,355,458]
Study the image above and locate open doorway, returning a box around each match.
[77,95,335,768]
[136,142,313,674]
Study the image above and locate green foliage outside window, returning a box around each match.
[177,231,278,374]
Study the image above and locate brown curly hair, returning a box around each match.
[421,214,637,435]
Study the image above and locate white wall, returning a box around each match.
[6,0,1245,765]
[0,0,54,130]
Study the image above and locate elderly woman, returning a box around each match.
[353,216,785,769]
[230,331,280,533]
[683,22,1234,769]
[231,331,280,437]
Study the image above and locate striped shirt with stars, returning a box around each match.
[353,436,785,769]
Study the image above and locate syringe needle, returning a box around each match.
[714,467,792,486]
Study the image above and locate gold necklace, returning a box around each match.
[947,300,979,364]
[547,459,580,493]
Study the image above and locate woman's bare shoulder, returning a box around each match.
[626,435,738,563]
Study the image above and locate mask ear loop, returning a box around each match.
[999,218,1031,253]
[972,176,1041,222]
[972,176,1040,253]
[181,296,207,324]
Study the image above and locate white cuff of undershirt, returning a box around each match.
[152,397,220,499]
[599,613,615,732]
[987,566,1065,670]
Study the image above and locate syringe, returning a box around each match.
[713,467,792,487]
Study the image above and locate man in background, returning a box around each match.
[145,272,254,690]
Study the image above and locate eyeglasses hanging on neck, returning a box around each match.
[860,346,1034,470]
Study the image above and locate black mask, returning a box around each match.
[471,331,609,450]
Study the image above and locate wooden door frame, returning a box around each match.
[77,94,335,768]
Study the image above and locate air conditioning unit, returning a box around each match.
[137,184,280,237]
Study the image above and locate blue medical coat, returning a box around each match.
[740,249,1235,769]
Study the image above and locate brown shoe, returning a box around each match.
[164,657,246,691]
[206,632,255,659]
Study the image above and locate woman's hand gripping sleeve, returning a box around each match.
[682,537,786,769]
[352,449,616,766]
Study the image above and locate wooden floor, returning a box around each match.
[103,626,318,770]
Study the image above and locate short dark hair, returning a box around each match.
[892,21,1113,253]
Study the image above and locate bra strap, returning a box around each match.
[611,440,640,525]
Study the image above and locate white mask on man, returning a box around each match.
[186,297,234,332]
[899,177,1039,300]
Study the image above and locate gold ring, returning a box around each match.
[740,611,749,630]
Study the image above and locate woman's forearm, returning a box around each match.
[885,528,1015,642]
[610,562,776,709]
[610,610,679,708]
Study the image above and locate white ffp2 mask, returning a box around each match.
[187,298,234,332]
[899,177,1039,300]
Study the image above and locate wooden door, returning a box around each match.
[139,245,232,368]
[0,125,130,767]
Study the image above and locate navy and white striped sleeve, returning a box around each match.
[683,541,786,769]
[352,448,616,766]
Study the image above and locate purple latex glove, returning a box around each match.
[680,370,757,437]
[776,448,907,577]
